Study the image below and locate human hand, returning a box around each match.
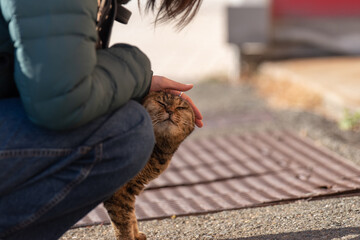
[150,75,203,128]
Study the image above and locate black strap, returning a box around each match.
[0,53,12,73]
[117,0,131,4]
[0,52,19,98]
[96,0,132,49]
[116,4,132,24]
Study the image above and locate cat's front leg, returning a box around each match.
[104,189,137,240]
[131,209,146,240]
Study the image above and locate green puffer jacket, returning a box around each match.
[0,0,152,130]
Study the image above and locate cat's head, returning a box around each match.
[143,91,195,150]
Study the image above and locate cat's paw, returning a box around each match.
[135,232,147,240]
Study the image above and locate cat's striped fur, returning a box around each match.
[104,91,195,240]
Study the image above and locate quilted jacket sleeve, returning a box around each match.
[0,0,152,130]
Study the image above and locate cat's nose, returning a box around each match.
[166,110,173,116]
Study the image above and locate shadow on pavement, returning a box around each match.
[223,227,360,240]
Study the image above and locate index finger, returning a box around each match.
[159,77,194,92]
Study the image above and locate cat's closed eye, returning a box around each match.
[156,100,166,108]
[176,106,188,110]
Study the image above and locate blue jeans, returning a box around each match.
[0,99,155,240]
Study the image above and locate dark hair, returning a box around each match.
[144,0,203,28]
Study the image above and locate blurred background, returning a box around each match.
[110,0,239,83]
[110,0,360,129]
[110,0,360,83]
[228,0,360,78]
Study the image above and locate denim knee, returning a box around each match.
[120,100,155,175]
[88,101,155,192]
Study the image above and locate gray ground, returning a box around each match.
[60,82,360,240]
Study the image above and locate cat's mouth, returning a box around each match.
[164,117,177,125]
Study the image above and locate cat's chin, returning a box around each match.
[155,121,178,134]
[154,122,186,143]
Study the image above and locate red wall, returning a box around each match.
[272,0,360,18]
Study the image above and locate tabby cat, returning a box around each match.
[104,91,195,240]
